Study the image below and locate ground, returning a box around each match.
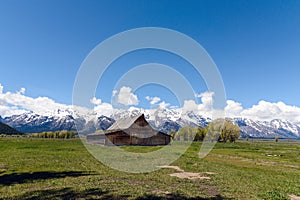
[0,137,299,199]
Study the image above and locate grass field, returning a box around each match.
[0,137,299,200]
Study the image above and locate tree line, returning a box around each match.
[30,131,76,139]
[169,119,241,143]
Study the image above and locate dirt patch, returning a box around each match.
[159,165,184,172]
[199,184,220,196]
[159,165,216,180]
[264,153,282,157]
[204,172,217,175]
[282,164,300,169]
[289,194,300,200]
[152,189,171,195]
[0,163,9,174]
[0,163,9,169]
[169,172,210,180]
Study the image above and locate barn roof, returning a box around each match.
[107,114,143,130]
[105,113,171,137]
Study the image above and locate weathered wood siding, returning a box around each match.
[86,134,105,144]
[105,131,170,146]
[105,131,131,146]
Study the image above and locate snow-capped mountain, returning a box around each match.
[1,108,300,139]
[0,112,76,133]
[233,118,300,138]
[96,115,115,130]
[109,108,208,132]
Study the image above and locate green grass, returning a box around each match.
[0,137,299,199]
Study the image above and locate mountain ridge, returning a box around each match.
[0,121,22,135]
[0,109,299,139]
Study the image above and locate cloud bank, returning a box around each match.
[0,84,70,117]
[1,83,300,123]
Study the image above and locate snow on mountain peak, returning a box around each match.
[0,107,300,138]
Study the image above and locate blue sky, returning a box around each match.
[1,0,300,110]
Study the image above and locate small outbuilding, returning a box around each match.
[86,114,171,146]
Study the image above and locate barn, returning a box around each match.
[86,114,171,146]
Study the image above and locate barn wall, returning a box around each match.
[87,131,170,146]
[86,134,105,144]
[105,130,170,146]
[105,131,131,146]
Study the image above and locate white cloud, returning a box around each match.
[222,99,300,123]
[0,105,26,117]
[90,97,113,116]
[145,96,161,105]
[18,87,26,95]
[240,100,300,122]
[194,93,201,98]
[117,86,139,106]
[242,100,281,120]
[145,96,171,109]
[0,84,3,94]
[158,101,170,109]
[151,97,161,105]
[93,102,114,117]
[112,90,118,97]
[1,83,300,124]
[90,97,102,105]
[182,100,198,113]
[182,92,300,122]
[197,91,214,116]
[199,91,214,106]
[225,100,243,118]
[0,84,115,119]
[0,84,70,117]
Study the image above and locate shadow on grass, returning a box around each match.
[0,171,94,186]
[136,194,230,200]
[5,187,130,200]
[8,188,230,200]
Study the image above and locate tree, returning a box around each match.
[205,119,224,142]
[174,133,180,141]
[58,131,66,139]
[194,127,206,141]
[40,132,46,138]
[183,131,188,141]
[168,129,176,140]
[206,119,240,143]
[219,121,240,143]
[175,126,197,141]
[47,132,54,138]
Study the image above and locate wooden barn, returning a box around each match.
[86,114,171,146]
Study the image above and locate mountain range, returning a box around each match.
[0,120,21,135]
[0,108,299,139]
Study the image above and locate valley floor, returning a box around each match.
[0,138,299,199]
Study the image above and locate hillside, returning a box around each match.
[0,121,22,135]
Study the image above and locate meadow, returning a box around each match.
[0,137,299,199]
